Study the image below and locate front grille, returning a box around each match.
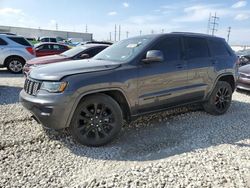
[24,78,42,96]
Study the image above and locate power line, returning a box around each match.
[227,26,231,43]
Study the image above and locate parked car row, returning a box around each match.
[0,33,111,73]
[20,32,239,146]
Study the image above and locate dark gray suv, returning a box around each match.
[20,32,238,146]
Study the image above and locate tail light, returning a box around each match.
[26,47,35,55]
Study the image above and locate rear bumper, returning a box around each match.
[19,89,74,130]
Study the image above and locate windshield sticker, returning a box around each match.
[127,42,142,48]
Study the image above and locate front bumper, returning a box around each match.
[19,89,74,130]
[237,76,250,91]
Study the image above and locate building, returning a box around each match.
[0,25,92,42]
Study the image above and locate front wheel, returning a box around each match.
[70,94,123,147]
[6,57,25,74]
[203,81,232,115]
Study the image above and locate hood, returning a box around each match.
[29,59,121,81]
[239,64,250,75]
[27,55,69,65]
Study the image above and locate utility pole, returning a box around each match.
[151,30,154,34]
[139,30,142,36]
[114,24,117,42]
[85,24,88,33]
[210,12,219,36]
[207,13,211,34]
[118,25,121,41]
[227,27,231,43]
[161,29,164,33]
[110,32,112,41]
[126,31,129,38]
[56,23,58,30]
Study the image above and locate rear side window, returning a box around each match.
[0,38,7,45]
[184,37,209,59]
[151,37,181,61]
[209,39,231,56]
[8,37,31,46]
[53,44,60,50]
[50,38,57,43]
[86,47,107,57]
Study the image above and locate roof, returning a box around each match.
[35,42,69,46]
[82,43,111,48]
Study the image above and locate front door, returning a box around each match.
[137,36,188,113]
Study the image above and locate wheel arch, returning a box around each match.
[4,55,26,67]
[66,88,132,128]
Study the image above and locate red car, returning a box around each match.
[34,42,70,57]
[23,44,109,75]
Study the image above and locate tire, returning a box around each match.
[70,94,123,147]
[203,81,232,115]
[6,57,25,74]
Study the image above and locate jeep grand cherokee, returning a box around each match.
[20,32,238,146]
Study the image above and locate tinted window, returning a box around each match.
[209,39,230,56]
[0,38,7,45]
[8,37,31,46]
[86,47,106,57]
[50,38,57,43]
[37,44,51,50]
[185,37,209,59]
[150,37,181,61]
[53,45,60,50]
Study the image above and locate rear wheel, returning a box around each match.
[6,57,25,73]
[203,81,232,115]
[70,94,123,146]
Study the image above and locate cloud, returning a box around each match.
[123,2,129,8]
[232,1,247,8]
[173,4,230,22]
[0,8,23,16]
[108,11,117,16]
[234,13,250,20]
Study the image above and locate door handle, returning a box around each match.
[211,59,218,64]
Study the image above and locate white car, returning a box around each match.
[0,34,36,73]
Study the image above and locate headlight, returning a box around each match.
[40,81,68,93]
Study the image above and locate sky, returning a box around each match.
[0,0,250,44]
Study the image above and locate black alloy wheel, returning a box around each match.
[203,81,232,115]
[70,94,123,146]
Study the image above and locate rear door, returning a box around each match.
[184,36,215,101]
[137,36,189,113]
[0,38,9,65]
[35,44,51,57]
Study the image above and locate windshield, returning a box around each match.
[61,46,87,57]
[93,37,154,62]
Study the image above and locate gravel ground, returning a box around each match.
[0,68,250,188]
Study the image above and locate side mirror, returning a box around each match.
[142,50,164,63]
[80,53,90,59]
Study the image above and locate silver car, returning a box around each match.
[0,34,35,73]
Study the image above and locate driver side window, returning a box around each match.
[150,37,181,62]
